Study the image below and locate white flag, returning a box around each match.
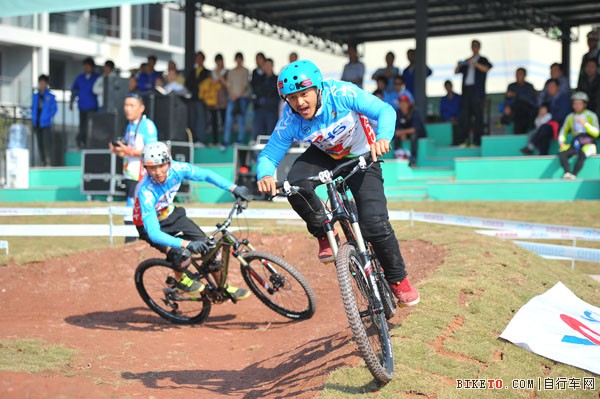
[500,282,600,374]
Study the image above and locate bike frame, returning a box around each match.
[280,155,385,308]
[189,200,284,299]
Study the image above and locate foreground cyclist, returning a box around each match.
[256,60,419,306]
[134,141,251,299]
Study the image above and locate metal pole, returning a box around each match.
[572,238,576,270]
[184,0,197,80]
[415,0,428,117]
[561,24,571,83]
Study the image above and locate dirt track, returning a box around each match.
[0,233,444,399]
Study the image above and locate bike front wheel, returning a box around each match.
[241,250,316,320]
[336,243,394,383]
[134,258,211,325]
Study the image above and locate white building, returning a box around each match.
[0,3,192,106]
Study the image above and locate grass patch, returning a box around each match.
[321,224,599,399]
[0,339,76,373]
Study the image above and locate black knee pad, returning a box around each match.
[360,215,394,241]
[167,248,191,269]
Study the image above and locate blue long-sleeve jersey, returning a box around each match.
[133,161,233,248]
[257,79,396,180]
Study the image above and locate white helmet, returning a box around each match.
[142,142,171,166]
[571,91,589,103]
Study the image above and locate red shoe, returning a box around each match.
[389,277,420,307]
[317,235,335,263]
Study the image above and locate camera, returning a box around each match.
[111,137,124,146]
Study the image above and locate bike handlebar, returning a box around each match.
[275,152,374,190]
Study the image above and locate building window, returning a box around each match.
[169,9,184,47]
[49,12,86,36]
[90,8,120,38]
[49,59,67,90]
[132,4,163,43]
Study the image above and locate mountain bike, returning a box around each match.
[134,199,317,325]
[276,154,397,383]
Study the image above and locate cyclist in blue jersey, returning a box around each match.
[110,93,158,243]
[133,141,251,297]
[256,60,419,307]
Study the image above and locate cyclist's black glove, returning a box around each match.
[232,185,251,201]
[186,240,209,254]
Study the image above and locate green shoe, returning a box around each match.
[175,273,205,294]
[225,284,251,300]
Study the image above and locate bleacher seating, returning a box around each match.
[3,127,599,203]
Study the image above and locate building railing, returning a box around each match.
[49,12,120,39]
[0,15,37,30]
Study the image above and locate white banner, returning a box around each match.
[500,282,600,374]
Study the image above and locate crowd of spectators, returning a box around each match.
[45,31,600,176]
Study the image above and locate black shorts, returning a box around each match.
[136,207,206,254]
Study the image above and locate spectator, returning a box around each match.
[167,60,185,86]
[153,76,168,96]
[185,51,212,146]
[109,93,158,242]
[128,75,139,94]
[503,67,537,134]
[384,75,413,111]
[439,80,461,145]
[372,51,401,93]
[579,30,600,79]
[402,48,432,95]
[251,52,266,95]
[394,94,426,167]
[557,91,599,179]
[147,55,162,86]
[373,76,388,96]
[70,57,100,149]
[31,74,57,166]
[534,104,552,130]
[341,44,365,88]
[538,63,570,106]
[136,63,153,93]
[92,60,116,111]
[520,79,571,155]
[289,52,298,63]
[576,59,600,115]
[164,68,189,95]
[222,52,250,150]
[252,58,279,140]
[454,39,492,146]
[200,53,228,146]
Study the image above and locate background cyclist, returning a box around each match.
[134,141,251,298]
[256,60,419,307]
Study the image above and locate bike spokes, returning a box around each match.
[241,251,316,320]
[135,259,211,324]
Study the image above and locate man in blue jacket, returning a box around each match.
[31,74,57,166]
[70,57,100,149]
[256,60,419,307]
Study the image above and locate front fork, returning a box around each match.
[327,220,383,310]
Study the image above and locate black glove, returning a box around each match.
[232,185,251,201]
[186,240,209,254]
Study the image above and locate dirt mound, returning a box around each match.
[0,233,445,399]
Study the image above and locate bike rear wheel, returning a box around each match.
[135,258,211,324]
[241,250,316,320]
[336,243,394,383]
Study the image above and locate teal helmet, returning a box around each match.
[277,60,323,97]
